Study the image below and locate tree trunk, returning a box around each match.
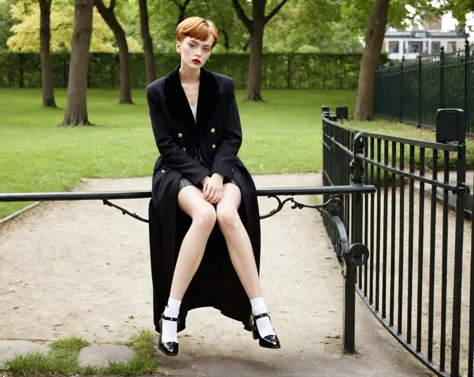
[95,0,133,104]
[62,0,93,126]
[139,0,156,84]
[39,0,57,108]
[222,29,230,51]
[354,0,390,120]
[245,17,264,101]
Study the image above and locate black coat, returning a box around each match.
[146,66,261,333]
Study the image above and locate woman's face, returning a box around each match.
[177,35,214,70]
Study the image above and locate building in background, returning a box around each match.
[383,16,469,60]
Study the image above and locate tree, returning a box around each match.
[232,0,288,101]
[62,0,94,126]
[173,0,191,26]
[138,0,156,84]
[0,0,16,50]
[39,0,57,108]
[354,0,389,120]
[94,0,133,104]
[348,0,436,120]
[7,0,142,52]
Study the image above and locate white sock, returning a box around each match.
[161,297,181,343]
[250,297,276,338]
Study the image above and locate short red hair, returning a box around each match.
[176,17,220,48]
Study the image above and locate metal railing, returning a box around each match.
[323,109,473,377]
[374,41,474,134]
[0,184,373,354]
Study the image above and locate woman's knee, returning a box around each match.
[216,206,240,231]
[192,203,217,230]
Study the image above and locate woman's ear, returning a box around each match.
[176,41,181,53]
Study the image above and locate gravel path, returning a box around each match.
[0,174,433,376]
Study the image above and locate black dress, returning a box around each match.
[146,66,261,333]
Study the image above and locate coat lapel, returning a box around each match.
[164,65,221,133]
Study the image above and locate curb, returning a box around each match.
[0,202,41,226]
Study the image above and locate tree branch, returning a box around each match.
[109,0,116,11]
[184,0,191,7]
[231,0,253,32]
[172,0,180,9]
[264,0,288,25]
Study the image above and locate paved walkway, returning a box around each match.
[0,174,434,376]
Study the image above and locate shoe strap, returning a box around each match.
[254,312,270,320]
[162,314,179,322]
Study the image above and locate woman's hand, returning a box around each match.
[202,173,224,204]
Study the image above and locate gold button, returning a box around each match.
[178,133,183,138]
[211,128,216,133]
[161,169,166,173]
[183,147,186,152]
[212,144,216,149]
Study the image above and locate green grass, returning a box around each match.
[4,336,89,375]
[3,331,158,375]
[0,88,356,218]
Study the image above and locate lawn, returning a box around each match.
[0,88,357,218]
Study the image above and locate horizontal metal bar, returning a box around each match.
[0,185,377,203]
[323,120,460,151]
[362,132,459,152]
[356,154,458,191]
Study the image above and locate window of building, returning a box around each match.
[447,41,457,53]
[408,42,423,54]
[431,41,441,54]
[388,41,399,53]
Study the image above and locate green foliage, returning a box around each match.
[0,51,364,90]
[0,0,16,50]
[7,0,142,52]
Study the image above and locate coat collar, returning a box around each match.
[164,65,221,130]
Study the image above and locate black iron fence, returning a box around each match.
[0,52,364,90]
[374,41,474,134]
[323,109,473,377]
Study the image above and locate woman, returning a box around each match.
[146,16,280,356]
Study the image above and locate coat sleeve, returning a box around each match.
[147,86,210,186]
[211,79,242,180]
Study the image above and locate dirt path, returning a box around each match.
[0,174,434,376]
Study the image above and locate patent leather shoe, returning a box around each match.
[158,314,179,356]
[250,313,281,349]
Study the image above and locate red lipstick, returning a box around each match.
[192,59,201,64]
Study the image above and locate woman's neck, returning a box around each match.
[179,64,200,84]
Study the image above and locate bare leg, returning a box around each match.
[215,183,261,299]
[170,185,217,300]
[216,183,278,343]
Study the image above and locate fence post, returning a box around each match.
[418,56,422,127]
[345,132,365,353]
[450,112,467,377]
[465,40,470,133]
[440,46,445,109]
[400,56,404,122]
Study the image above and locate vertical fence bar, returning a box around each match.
[450,117,467,377]
[416,147,425,353]
[428,149,438,362]
[346,132,365,354]
[440,150,450,371]
[400,57,404,122]
[398,143,405,335]
[407,145,415,345]
[382,140,389,319]
[370,137,375,305]
[465,40,470,133]
[440,47,445,109]
[390,141,397,327]
[418,56,422,127]
[470,164,474,377]
[376,138,382,312]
